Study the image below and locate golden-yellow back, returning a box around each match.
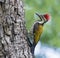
[34,25,43,44]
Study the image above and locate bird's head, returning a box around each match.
[36,13,50,25]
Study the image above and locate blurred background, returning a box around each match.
[24,0,60,58]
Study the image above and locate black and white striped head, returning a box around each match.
[35,13,50,25]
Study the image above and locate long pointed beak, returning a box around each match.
[35,13,40,17]
[35,13,42,21]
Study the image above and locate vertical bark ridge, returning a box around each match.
[0,0,34,58]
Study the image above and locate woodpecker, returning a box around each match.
[27,13,50,54]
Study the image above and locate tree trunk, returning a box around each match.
[0,0,34,58]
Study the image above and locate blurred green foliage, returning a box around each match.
[24,0,60,47]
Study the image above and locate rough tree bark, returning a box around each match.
[0,0,34,58]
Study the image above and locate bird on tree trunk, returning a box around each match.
[27,13,50,54]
